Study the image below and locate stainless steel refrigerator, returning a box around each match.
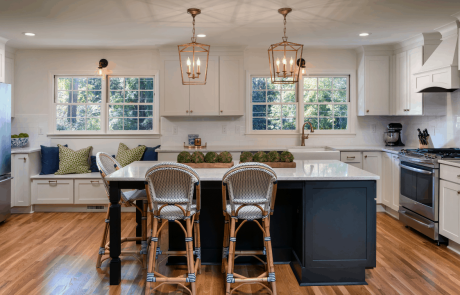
[0,83,11,223]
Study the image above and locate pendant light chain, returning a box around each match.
[283,15,288,41]
[191,15,196,43]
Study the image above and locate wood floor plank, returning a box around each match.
[1,212,460,294]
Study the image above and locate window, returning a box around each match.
[53,73,158,134]
[55,77,103,131]
[108,77,154,132]
[251,77,297,131]
[303,76,349,131]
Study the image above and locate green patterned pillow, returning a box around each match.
[116,143,146,167]
[55,144,92,175]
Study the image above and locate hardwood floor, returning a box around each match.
[1,212,460,295]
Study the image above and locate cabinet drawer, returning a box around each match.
[439,180,460,243]
[74,179,107,204]
[341,152,362,163]
[440,164,460,185]
[32,179,73,204]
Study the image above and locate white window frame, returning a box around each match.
[48,70,160,136]
[246,70,356,135]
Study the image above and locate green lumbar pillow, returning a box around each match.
[55,144,92,175]
[116,143,146,167]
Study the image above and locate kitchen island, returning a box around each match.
[105,160,378,286]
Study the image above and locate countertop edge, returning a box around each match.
[439,160,460,168]
[12,147,41,154]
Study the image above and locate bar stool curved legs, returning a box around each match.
[221,163,278,295]
[144,163,201,295]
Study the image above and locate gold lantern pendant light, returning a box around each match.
[178,8,210,85]
[268,8,304,84]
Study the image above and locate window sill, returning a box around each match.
[245,132,356,136]
[47,133,161,139]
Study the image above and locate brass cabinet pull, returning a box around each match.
[90,181,99,184]
[347,156,355,159]
[48,180,57,184]
[18,157,26,163]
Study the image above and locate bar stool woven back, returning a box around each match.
[222,162,278,295]
[144,162,201,295]
[95,152,149,269]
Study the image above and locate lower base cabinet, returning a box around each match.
[74,179,107,204]
[439,179,460,243]
[32,180,74,204]
[362,152,382,203]
[382,153,400,211]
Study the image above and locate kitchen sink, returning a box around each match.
[287,147,340,160]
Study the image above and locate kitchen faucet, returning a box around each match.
[301,121,314,146]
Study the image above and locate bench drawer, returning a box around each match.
[440,164,460,185]
[341,152,362,163]
[74,179,107,204]
[32,179,74,204]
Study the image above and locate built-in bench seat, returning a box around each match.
[30,172,106,204]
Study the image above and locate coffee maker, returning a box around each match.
[384,123,404,146]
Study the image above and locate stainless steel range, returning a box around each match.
[398,148,460,245]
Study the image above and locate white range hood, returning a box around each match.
[414,17,460,93]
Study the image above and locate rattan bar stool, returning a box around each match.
[221,162,278,295]
[95,152,150,268]
[144,162,201,295]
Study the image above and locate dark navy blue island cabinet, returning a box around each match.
[167,179,377,286]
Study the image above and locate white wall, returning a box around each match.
[12,47,456,152]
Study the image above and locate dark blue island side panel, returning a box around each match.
[167,180,376,286]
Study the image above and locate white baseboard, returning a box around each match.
[448,240,460,256]
[376,204,385,212]
[33,204,136,213]
[11,206,34,214]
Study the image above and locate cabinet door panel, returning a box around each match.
[189,57,219,116]
[12,155,29,206]
[382,153,392,206]
[364,56,390,115]
[162,59,190,116]
[74,179,107,204]
[439,180,460,243]
[32,180,73,204]
[362,152,382,203]
[395,52,407,115]
[391,155,400,211]
[219,56,244,115]
[407,47,423,115]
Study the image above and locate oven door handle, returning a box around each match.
[399,164,433,175]
[398,210,435,228]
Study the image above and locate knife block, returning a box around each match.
[419,136,429,149]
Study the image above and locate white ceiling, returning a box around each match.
[1,0,460,49]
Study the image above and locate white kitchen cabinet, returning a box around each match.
[393,46,423,115]
[357,55,391,116]
[0,37,5,83]
[189,57,219,116]
[74,179,107,204]
[340,152,363,169]
[219,56,244,115]
[162,59,190,116]
[363,152,382,203]
[381,152,400,211]
[32,179,74,204]
[11,152,41,207]
[5,57,14,116]
[439,179,460,244]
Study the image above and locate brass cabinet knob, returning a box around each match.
[365,155,368,159]
[220,110,223,113]
[191,110,193,113]
[186,110,188,113]
[366,110,369,113]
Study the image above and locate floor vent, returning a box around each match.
[87,206,105,210]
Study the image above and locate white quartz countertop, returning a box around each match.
[157,145,413,155]
[439,159,460,168]
[105,160,379,182]
[12,147,41,154]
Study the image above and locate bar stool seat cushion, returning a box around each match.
[226,204,265,220]
[122,189,147,202]
[155,204,197,221]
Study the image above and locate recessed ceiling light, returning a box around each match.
[359,33,371,37]
[23,32,35,36]
[197,34,206,37]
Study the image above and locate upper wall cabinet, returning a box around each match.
[161,54,244,117]
[357,52,391,116]
[0,37,6,83]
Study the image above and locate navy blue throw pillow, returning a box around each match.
[90,155,116,172]
[140,145,161,161]
[39,145,67,175]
